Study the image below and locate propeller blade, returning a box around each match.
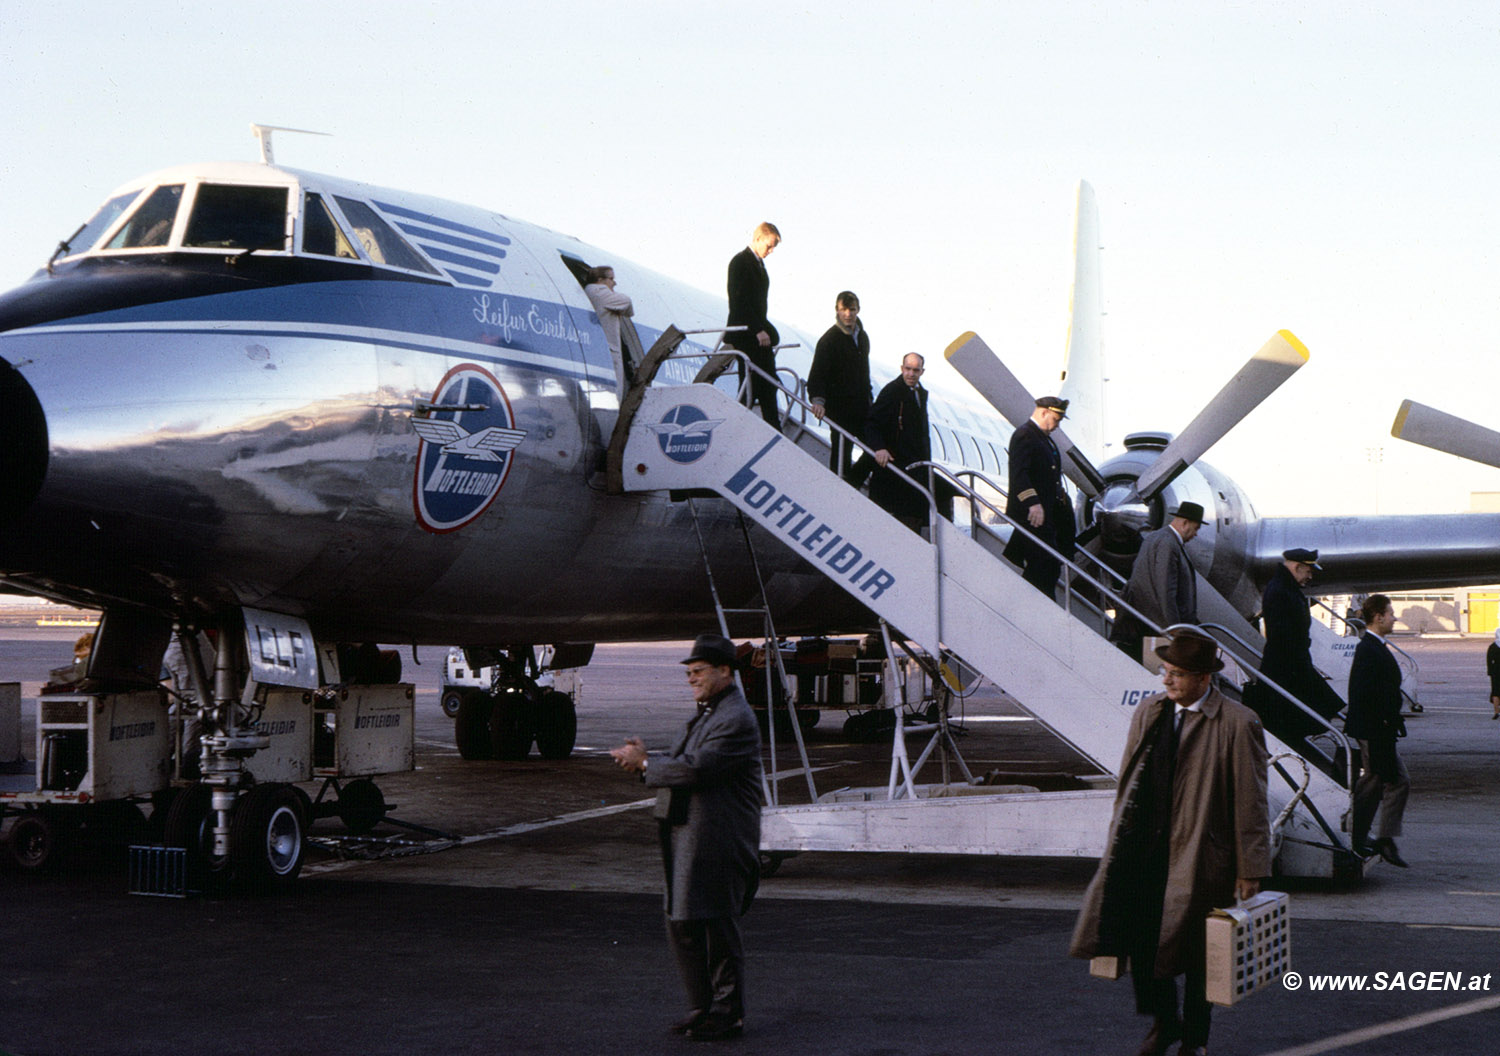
[945,331,1105,496]
[1134,330,1309,501]
[1391,400,1500,470]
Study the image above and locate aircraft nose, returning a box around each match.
[0,354,48,518]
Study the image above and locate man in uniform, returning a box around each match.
[1344,593,1411,867]
[865,353,932,531]
[807,290,874,484]
[1111,502,1206,662]
[610,634,764,1041]
[1003,396,1076,597]
[1258,547,1345,726]
[1071,630,1271,1056]
[725,223,782,428]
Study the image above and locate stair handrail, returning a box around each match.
[661,348,945,527]
[910,460,1162,637]
[1184,621,1356,790]
[948,468,1129,593]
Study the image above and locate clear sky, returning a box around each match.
[3,0,1497,518]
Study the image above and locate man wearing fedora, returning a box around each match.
[611,634,764,1042]
[1071,630,1271,1056]
[1111,502,1207,662]
[1003,395,1077,597]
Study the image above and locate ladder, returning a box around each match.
[614,341,1358,876]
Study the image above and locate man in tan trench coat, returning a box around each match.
[1070,630,1270,1056]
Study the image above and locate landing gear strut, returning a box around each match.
[451,646,578,761]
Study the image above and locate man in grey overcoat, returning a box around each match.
[611,634,764,1042]
[1111,501,1206,662]
[1070,630,1271,1056]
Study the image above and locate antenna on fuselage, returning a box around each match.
[250,123,331,164]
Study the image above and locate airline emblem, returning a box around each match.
[413,364,524,533]
[648,404,722,464]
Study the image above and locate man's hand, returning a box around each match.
[1027,505,1045,528]
[874,449,892,468]
[610,737,647,773]
[811,403,826,422]
[756,330,772,348]
[1235,877,1261,901]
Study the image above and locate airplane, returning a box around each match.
[4,128,1499,883]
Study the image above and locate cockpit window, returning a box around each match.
[335,196,440,275]
[106,184,184,249]
[301,192,359,259]
[63,191,141,257]
[183,184,290,251]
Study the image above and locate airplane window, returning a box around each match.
[183,184,289,251]
[334,197,440,275]
[301,192,358,259]
[929,426,948,461]
[105,184,184,249]
[62,191,141,257]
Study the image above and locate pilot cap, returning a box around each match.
[1283,547,1322,569]
[681,633,738,668]
[1171,501,1206,525]
[1036,396,1069,417]
[1153,630,1225,673]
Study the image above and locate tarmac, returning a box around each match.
[2,632,1498,1055]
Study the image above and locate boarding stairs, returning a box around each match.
[613,331,1361,877]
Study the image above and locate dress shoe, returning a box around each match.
[669,1009,707,1035]
[687,1012,744,1042]
[1374,838,1409,868]
[1133,1018,1182,1056]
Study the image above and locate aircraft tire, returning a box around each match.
[163,783,218,863]
[454,691,496,760]
[490,693,534,761]
[337,778,386,835]
[230,783,307,891]
[440,688,465,719]
[534,690,577,760]
[6,810,61,872]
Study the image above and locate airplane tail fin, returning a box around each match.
[1057,180,1105,461]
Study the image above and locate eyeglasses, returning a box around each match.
[685,664,714,678]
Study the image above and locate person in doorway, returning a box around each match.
[610,634,764,1042]
[1345,593,1411,867]
[865,353,932,532]
[583,265,636,391]
[1070,630,1271,1056]
[1003,396,1076,597]
[807,290,875,485]
[1111,502,1206,662]
[725,223,782,428]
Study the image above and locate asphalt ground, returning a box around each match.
[2,632,1499,1055]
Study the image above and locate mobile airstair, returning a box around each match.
[613,329,1362,878]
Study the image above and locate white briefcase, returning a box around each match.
[1205,890,1291,1006]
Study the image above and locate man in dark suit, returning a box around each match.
[725,222,782,428]
[610,634,764,1041]
[1344,593,1410,867]
[807,290,874,484]
[1258,547,1345,729]
[1003,395,1076,597]
[1111,502,1205,661]
[865,352,932,531]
